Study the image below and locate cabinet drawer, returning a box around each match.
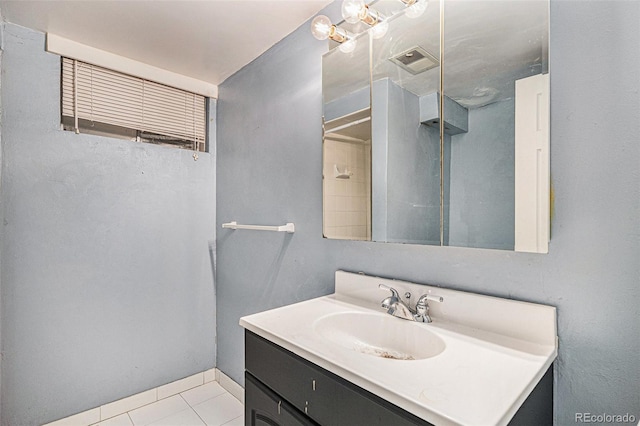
[246,372,318,426]
[245,331,431,426]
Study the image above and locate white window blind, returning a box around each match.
[62,57,206,151]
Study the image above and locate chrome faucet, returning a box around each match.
[379,284,415,321]
[414,293,444,323]
[378,284,443,323]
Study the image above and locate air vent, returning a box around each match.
[389,46,439,75]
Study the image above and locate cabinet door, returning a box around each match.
[245,331,314,412]
[246,331,551,426]
[246,331,430,426]
[246,372,318,426]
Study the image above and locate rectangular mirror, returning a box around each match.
[442,0,549,251]
[321,0,550,253]
[322,30,372,241]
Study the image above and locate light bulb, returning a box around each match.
[339,38,357,54]
[370,21,389,39]
[406,0,428,18]
[342,0,365,24]
[311,15,333,40]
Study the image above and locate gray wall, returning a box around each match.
[217,1,639,425]
[448,99,515,250]
[0,24,217,425]
[381,79,440,245]
[323,85,369,122]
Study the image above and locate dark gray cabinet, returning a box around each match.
[244,330,552,426]
[245,331,432,426]
[245,373,318,426]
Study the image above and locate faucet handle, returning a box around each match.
[421,294,443,304]
[414,294,443,323]
[378,284,400,298]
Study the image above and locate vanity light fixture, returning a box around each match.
[311,15,351,43]
[403,0,428,19]
[339,39,358,53]
[341,0,388,39]
[341,0,383,26]
[311,0,426,49]
[311,15,358,53]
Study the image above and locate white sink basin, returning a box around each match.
[241,271,558,425]
[313,312,446,360]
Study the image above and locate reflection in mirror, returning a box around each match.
[370,1,441,244]
[443,0,549,251]
[322,30,372,241]
[319,0,550,252]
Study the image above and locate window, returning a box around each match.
[61,57,207,152]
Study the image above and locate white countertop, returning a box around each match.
[240,271,557,426]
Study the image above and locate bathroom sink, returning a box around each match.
[313,312,446,360]
[242,271,558,425]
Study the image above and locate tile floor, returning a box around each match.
[91,381,243,426]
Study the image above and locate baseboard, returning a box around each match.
[215,368,245,404]
[44,367,218,426]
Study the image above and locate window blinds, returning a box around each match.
[62,57,206,151]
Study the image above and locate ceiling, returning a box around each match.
[0,0,333,86]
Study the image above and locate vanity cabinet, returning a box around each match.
[245,373,318,426]
[245,330,553,426]
[245,330,431,426]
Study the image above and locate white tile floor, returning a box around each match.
[91,381,243,426]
